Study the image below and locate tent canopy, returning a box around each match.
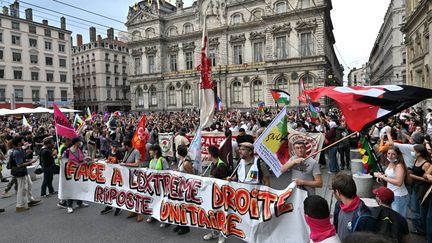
[0,107,81,116]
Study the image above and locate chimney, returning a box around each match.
[42,19,48,26]
[60,17,66,30]
[107,27,114,40]
[2,6,8,16]
[70,36,73,46]
[10,1,19,18]
[77,34,83,47]
[97,35,102,46]
[25,8,33,21]
[89,27,96,42]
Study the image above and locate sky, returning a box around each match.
[1,0,391,79]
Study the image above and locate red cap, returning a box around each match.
[373,186,394,204]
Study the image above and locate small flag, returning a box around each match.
[308,101,320,122]
[258,102,265,113]
[270,89,290,105]
[132,115,150,162]
[215,96,223,112]
[73,114,84,130]
[114,111,122,116]
[53,104,77,139]
[22,115,32,131]
[84,107,92,121]
[358,137,379,174]
[189,126,202,163]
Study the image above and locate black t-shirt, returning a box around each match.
[371,206,409,243]
[40,148,55,169]
[236,134,254,144]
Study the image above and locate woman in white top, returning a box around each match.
[374,146,410,217]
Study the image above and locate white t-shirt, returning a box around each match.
[393,143,415,168]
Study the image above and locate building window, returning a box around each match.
[46,57,53,66]
[169,54,177,72]
[59,44,65,52]
[301,74,314,89]
[45,41,52,50]
[0,69,3,79]
[46,73,54,82]
[47,90,54,101]
[184,24,193,34]
[12,22,20,30]
[59,33,65,40]
[60,74,67,83]
[149,86,157,106]
[0,88,4,101]
[61,90,67,101]
[15,89,23,102]
[136,87,143,106]
[276,36,288,59]
[14,70,22,79]
[167,86,176,106]
[232,81,242,103]
[32,90,40,102]
[251,9,263,21]
[12,35,20,45]
[59,58,66,67]
[29,25,36,34]
[107,89,111,99]
[116,90,119,99]
[106,77,110,86]
[300,32,313,56]
[31,72,39,81]
[29,38,37,47]
[275,1,287,14]
[115,77,119,86]
[183,83,192,105]
[185,52,193,70]
[233,45,243,64]
[145,28,155,38]
[134,57,141,75]
[276,77,289,90]
[148,56,155,73]
[209,48,217,66]
[44,29,51,37]
[253,42,264,62]
[13,52,21,62]
[0,50,3,60]
[0,32,2,43]
[299,0,310,8]
[232,14,242,25]
[252,79,263,102]
[168,27,177,37]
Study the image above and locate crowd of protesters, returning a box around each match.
[0,105,432,243]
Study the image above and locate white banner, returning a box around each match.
[59,161,309,243]
[287,126,325,163]
[159,133,174,157]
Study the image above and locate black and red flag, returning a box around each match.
[304,85,432,131]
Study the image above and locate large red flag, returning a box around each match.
[132,115,149,162]
[304,85,432,131]
[53,104,77,139]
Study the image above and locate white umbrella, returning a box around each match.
[33,107,54,114]
[1,107,35,115]
[60,108,81,113]
[0,108,10,116]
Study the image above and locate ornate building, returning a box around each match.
[126,0,343,111]
[72,28,130,112]
[401,0,430,89]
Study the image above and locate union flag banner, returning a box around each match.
[132,115,149,162]
[158,133,174,157]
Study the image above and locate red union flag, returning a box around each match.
[132,115,149,162]
[53,104,77,139]
[304,85,432,131]
[199,15,215,129]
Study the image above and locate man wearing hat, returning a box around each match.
[371,186,410,243]
[229,142,270,186]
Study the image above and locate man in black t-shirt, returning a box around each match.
[371,186,410,243]
[235,128,254,145]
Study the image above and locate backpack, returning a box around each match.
[334,200,378,234]
[7,149,27,177]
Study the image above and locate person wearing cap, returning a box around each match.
[228,142,270,186]
[303,195,340,243]
[62,137,89,214]
[281,141,322,196]
[371,186,410,243]
[236,128,254,145]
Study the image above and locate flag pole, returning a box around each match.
[304,131,359,160]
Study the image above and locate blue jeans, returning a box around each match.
[410,188,426,233]
[392,194,409,218]
[426,197,432,243]
[328,147,339,172]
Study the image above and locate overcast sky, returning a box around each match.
[4,0,391,80]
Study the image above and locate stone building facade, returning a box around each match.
[0,2,73,109]
[72,28,130,112]
[347,64,367,86]
[368,0,406,85]
[126,0,343,112]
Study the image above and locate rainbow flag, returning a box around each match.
[270,89,290,105]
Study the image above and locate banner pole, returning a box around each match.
[201,161,213,176]
[229,162,241,178]
[304,131,359,160]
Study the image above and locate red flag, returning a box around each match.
[132,115,149,162]
[304,85,432,131]
[53,104,77,139]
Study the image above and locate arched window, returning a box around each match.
[149,86,157,106]
[132,30,141,40]
[300,74,314,89]
[167,85,176,106]
[183,83,192,105]
[251,9,263,21]
[136,87,144,107]
[232,13,242,25]
[168,27,177,37]
[145,28,155,38]
[232,81,242,103]
[183,23,193,34]
[276,76,289,90]
[252,79,263,102]
[275,1,287,14]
